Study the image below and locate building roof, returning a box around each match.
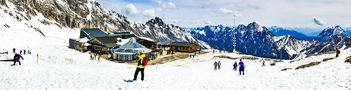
[137,36,155,42]
[80,28,108,39]
[92,36,120,48]
[109,32,135,37]
[114,38,152,54]
[170,42,198,47]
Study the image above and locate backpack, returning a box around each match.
[143,57,149,66]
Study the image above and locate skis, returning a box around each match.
[123,79,134,82]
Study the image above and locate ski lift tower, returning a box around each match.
[232,14,237,53]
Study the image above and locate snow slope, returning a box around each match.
[1,31,351,90]
[0,1,350,89]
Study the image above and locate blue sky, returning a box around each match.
[97,0,351,31]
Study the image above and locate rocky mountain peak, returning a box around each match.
[316,25,346,42]
[146,17,166,26]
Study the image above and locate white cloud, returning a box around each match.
[99,0,351,27]
[143,9,156,18]
[156,0,176,9]
[171,19,179,23]
[124,4,140,16]
[219,8,234,15]
[203,20,213,25]
[162,2,176,9]
[313,17,326,26]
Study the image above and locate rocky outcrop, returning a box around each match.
[0,0,200,44]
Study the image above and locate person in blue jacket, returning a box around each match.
[239,59,245,75]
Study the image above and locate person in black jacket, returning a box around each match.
[13,53,24,65]
[233,61,238,71]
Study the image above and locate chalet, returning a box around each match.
[169,42,199,53]
[68,38,90,52]
[136,37,157,50]
[88,36,121,54]
[80,28,108,39]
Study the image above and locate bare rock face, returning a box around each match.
[0,0,199,43]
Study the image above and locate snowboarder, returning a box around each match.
[336,48,340,58]
[12,53,24,65]
[214,61,218,70]
[233,61,238,71]
[133,51,146,81]
[239,59,245,75]
[262,60,265,67]
[218,61,221,69]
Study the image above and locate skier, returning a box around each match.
[239,59,245,75]
[24,50,26,55]
[20,50,22,55]
[336,48,340,58]
[133,51,146,81]
[214,61,218,70]
[213,50,215,54]
[233,61,238,71]
[12,53,24,65]
[262,60,265,67]
[218,61,221,69]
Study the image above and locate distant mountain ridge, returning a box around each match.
[269,26,315,40]
[188,23,350,59]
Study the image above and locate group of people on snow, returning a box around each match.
[11,48,32,66]
[214,61,221,70]
[232,59,245,75]
[90,53,101,61]
[214,59,245,75]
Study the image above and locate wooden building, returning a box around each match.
[136,37,157,51]
[69,38,89,52]
[88,36,120,54]
[169,42,199,53]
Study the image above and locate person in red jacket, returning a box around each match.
[13,53,24,65]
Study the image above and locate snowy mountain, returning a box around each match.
[269,26,315,40]
[273,35,314,57]
[188,22,313,59]
[305,25,349,54]
[188,25,235,50]
[0,0,200,44]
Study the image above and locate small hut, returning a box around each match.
[112,38,152,61]
[69,38,90,52]
[170,42,199,53]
